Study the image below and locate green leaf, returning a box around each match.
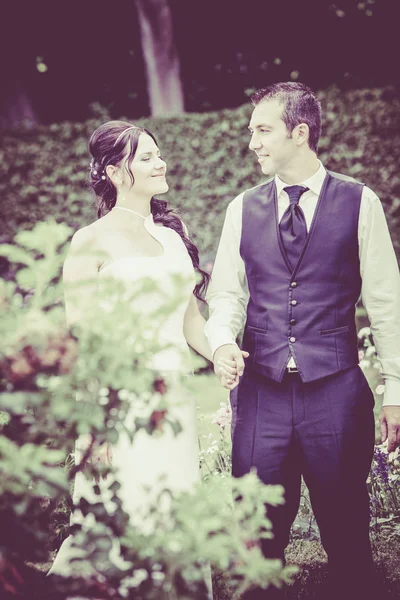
[0,244,35,266]
[0,392,43,413]
[15,220,72,252]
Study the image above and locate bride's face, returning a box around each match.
[125,133,168,196]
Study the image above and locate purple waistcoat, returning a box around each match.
[240,172,363,383]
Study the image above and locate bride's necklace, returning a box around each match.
[113,206,149,220]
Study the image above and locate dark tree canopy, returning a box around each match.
[1,0,398,125]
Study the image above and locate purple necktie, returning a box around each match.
[279,185,309,269]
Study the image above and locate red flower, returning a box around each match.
[245,538,261,551]
[153,377,168,395]
[150,409,168,431]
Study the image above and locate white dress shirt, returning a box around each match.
[205,162,400,407]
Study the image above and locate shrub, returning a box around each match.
[0,87,399,270]
[0,221,296,598]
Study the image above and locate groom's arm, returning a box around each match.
[205,194,250,379]
[359,186,400,451]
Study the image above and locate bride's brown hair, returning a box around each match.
[88,120,209,301]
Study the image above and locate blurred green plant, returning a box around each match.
[0,220,297,598]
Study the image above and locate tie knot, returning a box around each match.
[284,185,308,205]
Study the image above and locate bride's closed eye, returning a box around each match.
[141,155,163,162]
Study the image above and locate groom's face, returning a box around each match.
[248,99,296,177]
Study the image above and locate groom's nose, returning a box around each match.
[249,132,262,152]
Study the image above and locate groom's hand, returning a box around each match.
[380,406,400,453]
[213,344,249,390]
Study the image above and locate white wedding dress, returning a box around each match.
[49,213,210,597]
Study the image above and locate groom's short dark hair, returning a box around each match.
[251,82,322,153]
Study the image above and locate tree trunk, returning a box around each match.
[0,79,39,130]
[135,0,185,116]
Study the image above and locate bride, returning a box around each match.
[47,121,238,592]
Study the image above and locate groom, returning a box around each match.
[205,82,400,599]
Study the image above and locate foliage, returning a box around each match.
[0,221,296,598]
[0,87,399,275]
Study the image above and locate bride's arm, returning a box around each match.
[183,295,238,381]
[64,226,112,471]
[183,294,213,362]
[180,219,237,377]
[63,226,100,326]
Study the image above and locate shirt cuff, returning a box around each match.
[382,378,400,407]
[206,328,237,359]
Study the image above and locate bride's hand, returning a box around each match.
[216,356,240,390]
[215,348,250,390]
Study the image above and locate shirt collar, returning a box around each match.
[275,160,327,197]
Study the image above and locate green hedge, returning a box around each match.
[1,86,399,263]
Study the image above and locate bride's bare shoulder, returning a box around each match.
[69,223,97,252]
[70,213,113,251]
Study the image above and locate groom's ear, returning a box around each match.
[293,123,310,147]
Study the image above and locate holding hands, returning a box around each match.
[213,344,249,390]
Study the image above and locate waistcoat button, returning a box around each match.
[290,319,296,325]
[289,336,296,343]
[291,300,297,306]
[290,281,297,288]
